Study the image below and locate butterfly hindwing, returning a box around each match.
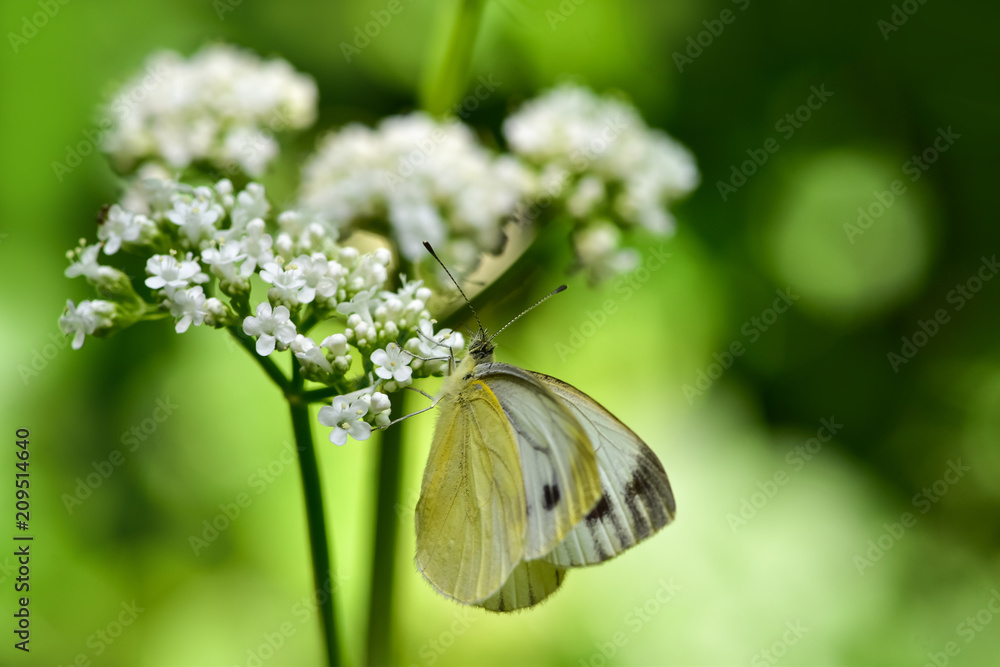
[478,557,568,612]
[531,372,676,567]
[415,376,527,603]
[474,363,602,560]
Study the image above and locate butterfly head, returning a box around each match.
[421,240,564,369]
[467,328,496,365]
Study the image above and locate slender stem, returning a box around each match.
[362,3,494,655]
[303,385,348,404]
[288,366,342,667]
[439,219,570,331]
[227,326,290,391]
[229,324,340,662]
[421,0,488,116]
[365,391,405,666]
[300,307,324,335]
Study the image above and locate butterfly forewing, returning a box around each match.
[474,363,602,559]
[531,372,677,567]
[415,378,527,603]
[478,558,568,612]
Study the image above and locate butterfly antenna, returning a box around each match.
[423,241,485,334]
[488,284,567,343]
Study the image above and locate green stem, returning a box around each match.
[227,326,290,391]
[421,0,488,116]
[288,365,342,667]
[439,218,572,331]
[300,307,324,335]
[360,5,491,659]
[229,327,340,662]
[365,393,405,667]
[302,385,350,404]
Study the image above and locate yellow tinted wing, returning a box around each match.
[475,363,601,559]
[532,372,676,567]
[415,379,527,603]
[478,558,568,612]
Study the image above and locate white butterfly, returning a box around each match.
[413,244,676,611]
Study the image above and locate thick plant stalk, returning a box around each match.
[365,395,406,667]
[421,0,488,116]
[232,329,342,667]
[289,391,342,667]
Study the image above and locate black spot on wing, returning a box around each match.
[586,494,612,523]
[527,576,536,606]
[624,471,652,540]
[631,465,675,530]
[542,483,561,511]
[592,529,609,561]
[586,490,629,555]
[644,478,672,529]
[495,594,506,612]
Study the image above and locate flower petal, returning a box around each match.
[256,334,276,356]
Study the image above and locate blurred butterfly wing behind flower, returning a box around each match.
[415,375,527,603]
[478,558,568,612]
[474,363,603,559]
[530,372,677,567]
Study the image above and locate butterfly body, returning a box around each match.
[415,328,677,611]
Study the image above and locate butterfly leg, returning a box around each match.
[374,399,441,430]
[402,350,451,363]
[405,386,436,401]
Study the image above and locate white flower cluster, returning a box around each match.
[504,84,699,282]
[64,46,702,446]
[58,299,116,350]
[103,44,318,176]
[61,175,463,447]
[299,112,535,271]
[315,326,461,446]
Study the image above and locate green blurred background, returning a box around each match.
[2,0,999,665]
